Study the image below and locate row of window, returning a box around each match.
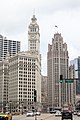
[19,81,35,84]
[30,47,36,49]
[19,68,35,71]
[19,58,35,62]
[30,28,37,32]
[19,84,35,87]
[19,78,35,81]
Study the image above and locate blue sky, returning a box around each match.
[0,0,80,75]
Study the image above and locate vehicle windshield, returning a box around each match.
[63,112,71,115]
[0,116,8,120]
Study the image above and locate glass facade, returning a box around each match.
[70,57,80,95]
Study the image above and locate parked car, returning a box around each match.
[50,110,56,114]
[34,111,41,116]
[77,111,80,116]
[55,111,62,116]
[26,111,34,117]
[73,111,77,115]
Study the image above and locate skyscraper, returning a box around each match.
[8,14,41,112]
[28,14,41,110]
[70,57,80,95]
[0,34,20,61]
[47,32,69,108]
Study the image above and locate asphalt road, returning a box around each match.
[12,113,80,120]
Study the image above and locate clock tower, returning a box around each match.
[28,15,40,53]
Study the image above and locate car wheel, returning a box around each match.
[71,118,73,120]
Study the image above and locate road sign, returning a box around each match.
[65,79,74,83]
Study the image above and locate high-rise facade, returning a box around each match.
[28,14,41,102]
[41,76,48,112]
[69,65,76,109]
[47,33,69,108]
[0,15,41,112]
[70,57,80,95]
[0,35,20,61]
[8,51,41,112]
[0,58,9,112]
[8,15,41,112]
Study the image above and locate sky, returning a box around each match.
[0,0,80,75]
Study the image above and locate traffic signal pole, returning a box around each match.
[60,74,80,83]
[34,89,37,120]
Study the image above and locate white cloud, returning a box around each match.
[0,0,80,75]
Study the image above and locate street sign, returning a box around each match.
[65,79,74,83]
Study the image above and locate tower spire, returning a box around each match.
[31,9,37,22]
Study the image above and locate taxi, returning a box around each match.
[0,112,12,120]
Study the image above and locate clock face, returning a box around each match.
[31,35,36,39]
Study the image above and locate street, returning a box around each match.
[12,113,80,120]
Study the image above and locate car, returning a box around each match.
[55,111,62,116]
[34,111,41,116]
[0,112,12,120]
[62,111,73,120]
[73,111,77,115]
[26,111,34,117]
[77,111,80,116]
[50,110,56,114]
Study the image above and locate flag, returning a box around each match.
[55,25,58,28]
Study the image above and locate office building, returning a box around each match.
[0,35,20,61]
[69,65,76,109]
[70,57,80,95]
[47,32,69,108]
[0,58,9,112]
[41,76,48,112]
[8,51,41,112]
[0,14,41,112]
[8,15,41,112]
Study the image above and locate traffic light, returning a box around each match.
[32,106,34,112]
[34,89,37,102]
[60,75,63,83]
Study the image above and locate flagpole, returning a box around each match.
[55,25,58,33]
